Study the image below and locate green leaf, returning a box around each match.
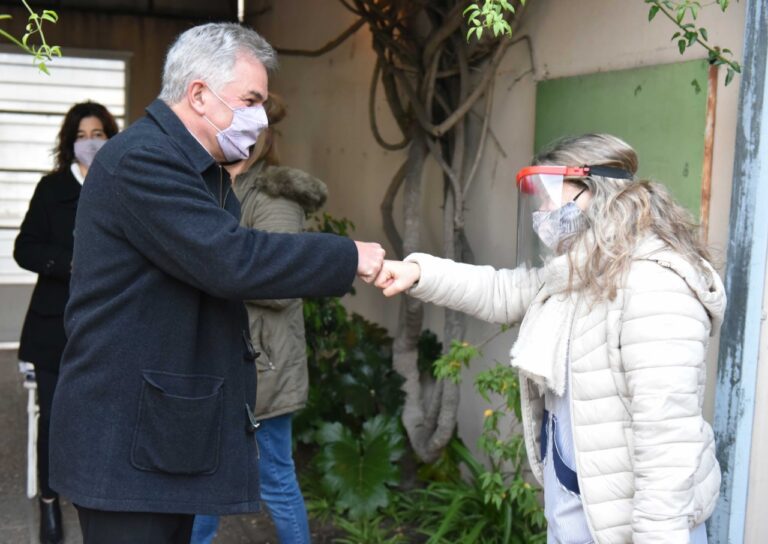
[725,68,735,86]
[678,39,687,54]
[449,439,485,479]
[315,421,350,445]
[463,4,480,15]
[648,5,660,21]
[699,27,708,42]
[466,519,489,542]
[690,78,702,94]
[502,502,514,542]
[427,493,465,544]
[316,415,404,520]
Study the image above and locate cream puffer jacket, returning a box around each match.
[405,237,725,544]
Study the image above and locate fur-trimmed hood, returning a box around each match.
[236,162,327,213]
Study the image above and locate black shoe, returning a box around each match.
[39,498,63,544]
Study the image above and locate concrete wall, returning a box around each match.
[245,2,404,332]
[0,284,32,345]
[249,0,745,449]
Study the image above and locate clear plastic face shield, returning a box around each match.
[515,165,633,267]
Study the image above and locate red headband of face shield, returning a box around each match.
[515,165,634,194]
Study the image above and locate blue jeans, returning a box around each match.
[190,413,310,544]
[189,514,217,544]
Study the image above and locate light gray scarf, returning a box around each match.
[509,252,583,396]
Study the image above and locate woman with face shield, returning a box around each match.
[375,133,723,544]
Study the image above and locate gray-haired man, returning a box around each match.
[48,23,384,543]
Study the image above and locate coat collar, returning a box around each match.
[145,99,216,173]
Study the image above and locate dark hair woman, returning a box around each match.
[14,101,118,544]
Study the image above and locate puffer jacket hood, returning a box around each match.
[236,163,327,214]
[633,236,726,335]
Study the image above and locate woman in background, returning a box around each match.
[15,101,118,544]
[191,96,324,544]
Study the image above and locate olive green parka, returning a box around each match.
[234,162,328,419]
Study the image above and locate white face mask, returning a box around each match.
[531,201,588,251]
[74,138,107,168]
[203,87,268,163]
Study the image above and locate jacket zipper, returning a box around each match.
[218,165,231,209]
[566,295,599,542]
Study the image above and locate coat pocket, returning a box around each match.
[131,371,224,475]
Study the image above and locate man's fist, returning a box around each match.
[354,241,385,283]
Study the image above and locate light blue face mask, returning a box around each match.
[204,87,269,162]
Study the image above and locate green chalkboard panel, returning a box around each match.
[534,60,710,213]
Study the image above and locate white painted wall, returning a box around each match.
[250,0,756,525]
[745,252,768,540]
[247,2,404,333]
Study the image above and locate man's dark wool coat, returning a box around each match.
[49,99,358,514]
[14,168,80,371]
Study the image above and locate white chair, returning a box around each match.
[19,361,38,499]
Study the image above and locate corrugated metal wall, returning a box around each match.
[0,51,126,283]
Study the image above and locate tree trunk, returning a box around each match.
[392,130,434,460]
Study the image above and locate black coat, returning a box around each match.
[14,169,80,371]
[49,99,358,514]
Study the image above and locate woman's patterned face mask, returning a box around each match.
[531,200,589,251]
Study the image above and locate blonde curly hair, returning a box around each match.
[533,133,711,300]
